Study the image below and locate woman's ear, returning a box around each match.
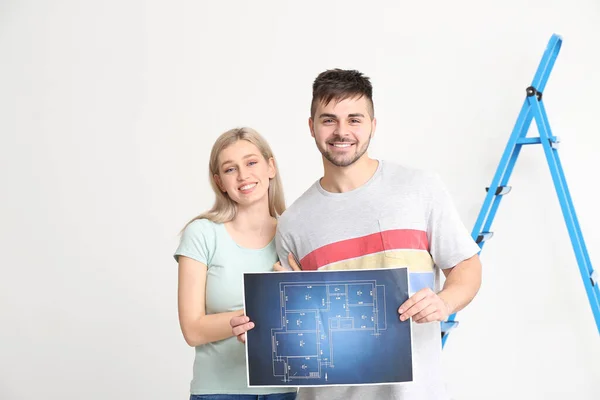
[268,157,276,179]
[213,174,226,192]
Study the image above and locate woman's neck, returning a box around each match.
[228,198,275,236]
[225,199,276,249]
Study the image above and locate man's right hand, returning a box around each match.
[273,253,302,272]
[230,315,254,343]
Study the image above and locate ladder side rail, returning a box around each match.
[443,105,532,348]
[471,101,534,240]
[531,34,562,94]
[480,110,534,237]
[532,100,600,333]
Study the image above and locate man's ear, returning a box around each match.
[371,117,377,139]
[213,174,226,192]
[309,117,315,138]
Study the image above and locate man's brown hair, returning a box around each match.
[310,69,374,119]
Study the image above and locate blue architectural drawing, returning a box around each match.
[272,280,386,382]
[244,268,413,387]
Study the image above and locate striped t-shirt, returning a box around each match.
[275,160,480,400]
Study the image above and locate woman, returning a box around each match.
[174,127,297,400]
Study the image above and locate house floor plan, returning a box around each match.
[271,280,387,383]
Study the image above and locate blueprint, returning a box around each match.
[243,267,413,387]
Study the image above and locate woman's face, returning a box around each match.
[215,140,275,207]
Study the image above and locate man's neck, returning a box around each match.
[320,156,379,193]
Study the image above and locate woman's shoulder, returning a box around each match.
[181,218,220,239]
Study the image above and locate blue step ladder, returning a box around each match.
[441,33,600,348]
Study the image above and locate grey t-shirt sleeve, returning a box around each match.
[427,173,480,269]
[173,219,212,265]
[275,223,297,270]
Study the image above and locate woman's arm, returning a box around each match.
[177,255,244,347]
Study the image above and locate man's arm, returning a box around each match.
[398,254,481,323]
[274,226,299,270]
[399,172,482,323]
[438,254,482,314]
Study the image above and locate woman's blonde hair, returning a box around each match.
[181,127,285,231]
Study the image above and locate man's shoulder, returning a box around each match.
[277,181,321,232]
[380,160,441,187]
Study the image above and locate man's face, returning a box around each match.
[309,96,376,167]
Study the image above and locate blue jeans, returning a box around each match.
[190,393,297,400]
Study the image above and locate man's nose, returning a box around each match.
[335,122,351,137]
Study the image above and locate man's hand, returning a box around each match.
[230,315,254,343]
[273,253,302,272]
[398,288,451,323]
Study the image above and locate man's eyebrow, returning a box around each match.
[319,113,366,119]
[318,113,338,119]
[220,154,259,166]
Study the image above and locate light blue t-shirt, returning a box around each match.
[174,218,297,395]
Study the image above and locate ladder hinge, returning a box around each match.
[591,270,599,286]
[526,86,543,101]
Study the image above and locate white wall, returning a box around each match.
[1,1,599,399]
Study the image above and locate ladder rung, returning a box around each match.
[476,232,494,243]
[516,136,559,146]
[517,137,542,145]
[486,186,512,195]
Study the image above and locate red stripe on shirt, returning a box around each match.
[299,229,429,271]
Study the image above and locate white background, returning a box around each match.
[1,1,599,399]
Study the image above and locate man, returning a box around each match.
[232,68,482,400]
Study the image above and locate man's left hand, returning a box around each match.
[398,288,451,323]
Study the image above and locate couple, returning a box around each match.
[174,68,482,400]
